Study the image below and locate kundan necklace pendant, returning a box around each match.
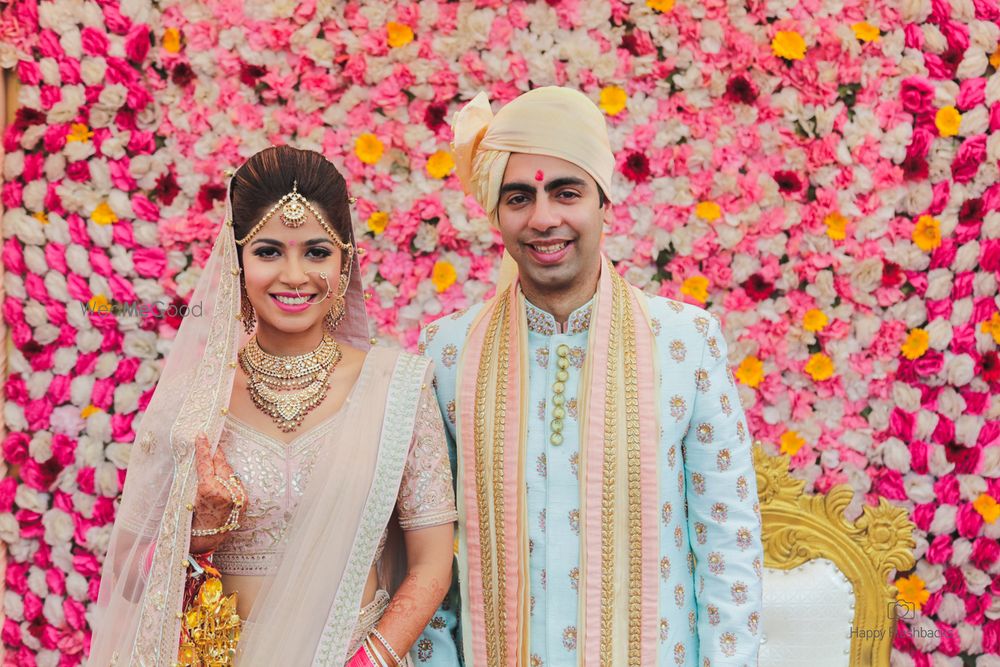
[238,334,342,432]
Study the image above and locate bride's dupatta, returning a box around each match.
[87,179,424,666]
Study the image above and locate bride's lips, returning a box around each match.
[270,292,318,313]
[524,239,573,265]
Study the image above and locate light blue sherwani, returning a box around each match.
[411,293,762,667]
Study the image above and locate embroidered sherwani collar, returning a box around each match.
[523,295,595,336]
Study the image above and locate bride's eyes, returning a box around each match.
[253,247,332,259]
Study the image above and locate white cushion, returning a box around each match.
[759,558,854,666]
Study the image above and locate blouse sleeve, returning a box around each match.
[396,383,459,531]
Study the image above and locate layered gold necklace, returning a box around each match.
[238,334,342,432]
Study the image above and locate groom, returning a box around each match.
[415,87,762,666]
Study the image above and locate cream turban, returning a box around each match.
[451,87,615,227]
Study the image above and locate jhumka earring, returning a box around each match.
[324,270,350,333]
[240,283,256,335]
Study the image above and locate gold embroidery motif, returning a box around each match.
[621,274,643,666]
[599,272,621,664]
[473,290,511,666]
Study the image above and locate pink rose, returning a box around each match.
[971,536,1000,569]
[951,135,987,183]
[925,534,953,563]
[124,24,151,63]
[889,407,915,441]
[980,239,1000,271]
[72,552,101,577]
[903,23,924,49]
[955,502,984,539]
[974,0,1000,20]
[80,26,109,56]
[45,568,65,597]
[956,78,986,110]
[911,503,936,531]
[16,60,40,85]
[909,440,928,474]
[900,76,935,115]
[101,2,132,34]
[934,475,960,504]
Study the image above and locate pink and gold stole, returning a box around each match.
[455,258,661,666]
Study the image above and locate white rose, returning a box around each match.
[113,383,140,414]
[927,443,956,476]
[22,180,47,214]
[914,409,940,440]
[75,435,104,468]
[15,484,49,514]
[945,353,976,386]
[4,588,25,621]
[926,318,953,349]
[48,84,86,124]
[954,414,981,445]
[42,597,65,628]
[122,330,159,359]
[973,271,997,298]
[4,402,28,432]
[42,509,75,546]
[52,348,77,375]
[43,153,67,181]
[65,573,89,601]
[950,538,973,566]
[2,149,24,180]
[906,472,936,500]
[21,124,46,151]
[957,49,988,80]
[924,268,953,299]
[935,387,966,420]
[93,461,119,497]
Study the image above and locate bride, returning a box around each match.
[87,146,457,666]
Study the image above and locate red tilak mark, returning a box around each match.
[288,240,297,247]
[534,170,545,181]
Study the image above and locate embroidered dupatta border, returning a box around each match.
[312,352,430,665]
[128,225,241,665]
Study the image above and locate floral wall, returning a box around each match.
[0,0,998,664]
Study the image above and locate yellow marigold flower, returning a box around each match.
[680,275,709,303]
[695,201,722,222]
[824,211,848,240]
[802,309,828,332]
[91,202,118,225]
[912,215,942,251]
[973,493,999,524]
[426,150,455,179]
[805,352,834,381]
[80,404,103,418]
[981,312,1000,344]
[354,133,384,165]
[647,0,675,12]
[367,211,389,235]
[895,574,930,612]
[991,45,1000,70]
[32,211,49,225]
[935,106,961,137]
[386,22,414,48]
[163,27,182,53]
[67,123,94,143]
[599,85,627,116]
[901,328,930,360]
[432,260,457,293]
[772,31,807,61]
[779,431,806,456]
[88,294,109,313]
[735,356,764,388]
[851,22,880,42]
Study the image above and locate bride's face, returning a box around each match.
[240,208,346,336]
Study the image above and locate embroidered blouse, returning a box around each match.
[214,386,458,576]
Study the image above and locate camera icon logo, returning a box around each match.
[889,600,916,620]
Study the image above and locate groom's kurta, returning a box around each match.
[413,294,762,667]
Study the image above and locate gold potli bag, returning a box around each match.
[178,554,243,666]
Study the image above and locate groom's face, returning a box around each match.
[496,153,611,299]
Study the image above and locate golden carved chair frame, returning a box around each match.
[753,443,917,666]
